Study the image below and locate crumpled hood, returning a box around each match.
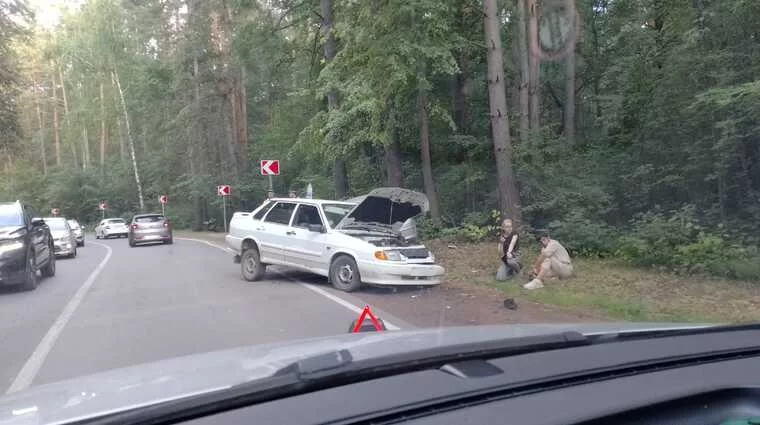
[337,187,429,230]
[0,323,716,425]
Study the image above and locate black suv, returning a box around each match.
[0,201,56,290]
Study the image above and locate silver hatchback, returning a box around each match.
[128,214,173,247]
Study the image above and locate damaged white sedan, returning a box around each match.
[225,188,445,291]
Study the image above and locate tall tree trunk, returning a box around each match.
[111,78,126,161]
[35,84,47,176]
[51,66,61,166]
[417,88,441,219]
[564,46,576,140]
[385,125,404,187]
[238,64,248,171]
[82,126,89,169]
[484,0,522,223]
[517,0,530,140]
[100,80,107,165]
[112,69,145,211]
[527,0,541,130]
[58,65,80,169]
[191,56,203,230]
[321,0,349,198]
[454,50,474,133]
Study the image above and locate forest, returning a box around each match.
[0,0,758,279]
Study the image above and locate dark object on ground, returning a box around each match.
[202,218,218,232]
[503,298,517,310]
[348,318,387,333]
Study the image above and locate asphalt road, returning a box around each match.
[0,236,411,394]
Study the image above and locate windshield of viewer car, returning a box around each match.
[0,205,23,227]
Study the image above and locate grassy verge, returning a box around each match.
[428,239,760,323]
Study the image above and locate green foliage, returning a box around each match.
[616,206,760,280]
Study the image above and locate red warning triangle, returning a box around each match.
[352,305,385,333]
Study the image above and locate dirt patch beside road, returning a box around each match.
[177,231,599,327]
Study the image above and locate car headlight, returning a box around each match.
[374,250,405,261]
[0,239,25,255]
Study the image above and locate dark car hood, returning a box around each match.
[0,323,715,425]
[336,187,429,231]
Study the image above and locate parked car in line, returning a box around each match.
[44,217,77,258]
[67,219,85,246]
[95,218,129,239]
[225,187,445,292]
[128,213,173,247]
[0,201,56,290]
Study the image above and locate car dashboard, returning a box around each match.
[86,328,760,425]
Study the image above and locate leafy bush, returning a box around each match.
[616,206,760,280]
[547,212,617,258]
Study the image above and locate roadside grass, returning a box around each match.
[427,239,760,323]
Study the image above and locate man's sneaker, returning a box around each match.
[523,279,544,290]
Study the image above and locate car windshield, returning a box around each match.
[0,204,23,227]
[135,215,164,223]
[67,220,79,229]
[1,0,759,412]
[44,219,67,231]
[322,203,355,227]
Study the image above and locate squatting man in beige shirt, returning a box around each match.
[524,230,573,290]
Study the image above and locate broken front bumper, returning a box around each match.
[357,260,444,286]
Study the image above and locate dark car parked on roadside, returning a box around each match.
[0,201,56,290]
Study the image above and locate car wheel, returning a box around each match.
[129,238,135,247]
[71,247,77,258]
[241,248,266,281]
[41,248,56,278]
[80,240,85,247]
[164,236,173,245]
[20,250,39,291]
[330,255,362,292]
[95,233,100,239]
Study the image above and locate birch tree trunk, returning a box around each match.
[112,69,145,210]
[484,0,522,222]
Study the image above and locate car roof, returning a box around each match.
[268,198,356,206]
[133,213,164,217]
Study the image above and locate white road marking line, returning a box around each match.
[176,237,401,330]
[6,242,113,394]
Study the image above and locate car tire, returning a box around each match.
[164,238,173,245]
[20,250,39,291]
[129,239,135,247]
[330,255,362,292]
[41,248,56,278]
[80,240,85,247]
[95,233,100,239]
[241,248,265,282]
[71,247,77,258]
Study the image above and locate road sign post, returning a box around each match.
[217,185,231,233]
[260,160,280,195]
[159,195,168,216]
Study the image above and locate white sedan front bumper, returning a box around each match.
[357,260,445,286]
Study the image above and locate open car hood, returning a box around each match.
[336,188,429,231]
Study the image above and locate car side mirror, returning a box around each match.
[31,217,44,227]
[308,224,325,233]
